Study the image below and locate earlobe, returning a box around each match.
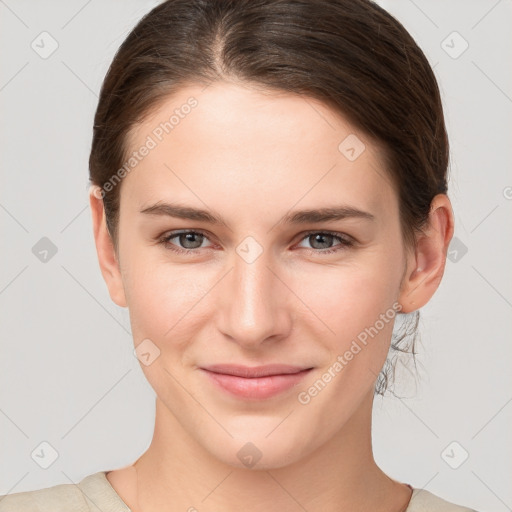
[398,194,454,313]
[88,186,127,308]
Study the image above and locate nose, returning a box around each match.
[215,242,292,350]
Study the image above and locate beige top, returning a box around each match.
[0,471,478,511]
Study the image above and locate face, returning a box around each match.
[108,81,413,469]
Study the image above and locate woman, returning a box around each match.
[0,0,480,510]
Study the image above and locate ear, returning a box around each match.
[88,186,127,308]
[398,194,454,313]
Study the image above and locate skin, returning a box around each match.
[89,81,454,512]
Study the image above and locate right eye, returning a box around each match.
[158,230,214,254]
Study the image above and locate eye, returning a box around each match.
[296,231,354,255]
[158,230,213,255]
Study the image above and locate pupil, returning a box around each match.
[312,234,332,249]
[182,233,202,248]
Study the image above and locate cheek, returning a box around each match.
[295,252,404,341]
[294,262,402,411]
[121,248,215,343]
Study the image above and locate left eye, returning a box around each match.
[158,230,353,255]
[296,232,352,253]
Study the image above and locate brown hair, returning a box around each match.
[89,0,449,396]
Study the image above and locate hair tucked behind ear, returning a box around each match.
[375,311,421,397]
[89,0,450,396]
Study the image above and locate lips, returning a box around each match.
[200,364,313,399]
[202,364,312,378]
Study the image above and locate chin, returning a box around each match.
[203,429,311,471]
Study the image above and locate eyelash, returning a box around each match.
[157,229,354,256]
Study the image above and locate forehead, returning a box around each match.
[121,81,397,223]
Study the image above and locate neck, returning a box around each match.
[128,389,412,512]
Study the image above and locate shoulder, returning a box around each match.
[407,488,479,512]
[0,471,132,512]
[0,479,89,512]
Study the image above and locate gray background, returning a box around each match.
[0,1,510,510]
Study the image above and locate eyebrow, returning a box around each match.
[139,202,375,228]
